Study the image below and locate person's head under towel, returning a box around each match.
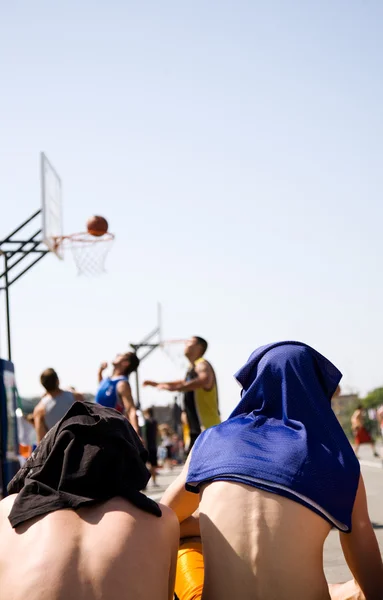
[0,401,179,600]
[162,342,383,600]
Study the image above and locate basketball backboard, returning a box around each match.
[41,152,63,259]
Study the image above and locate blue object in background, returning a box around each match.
[0,360,20,497]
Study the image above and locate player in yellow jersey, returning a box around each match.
[144,336,220,451]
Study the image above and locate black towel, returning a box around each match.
[8,401,161,528]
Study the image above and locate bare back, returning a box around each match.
[199,481,332,600]
[351,409,363,430]
[0,495,179,600]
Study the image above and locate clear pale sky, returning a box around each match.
[1,1,383,418]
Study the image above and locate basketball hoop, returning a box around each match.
[53,232,115,276]
[160,338,188,371]
[41,157,115,275]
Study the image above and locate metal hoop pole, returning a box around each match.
[4,254,11,361]
[1,210,41,243]
[135,369,141,411]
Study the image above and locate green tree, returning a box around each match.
[362,387,383,409]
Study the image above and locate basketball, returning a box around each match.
[87,215,109,237]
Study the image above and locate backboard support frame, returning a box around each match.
[0,210,49,360]
[129,304,163,410]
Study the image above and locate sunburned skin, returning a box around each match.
[0,495,179,600]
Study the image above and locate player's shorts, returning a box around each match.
[174,539,204,600]
[355,426,372,445]
[165,445,173,460]
[147,448,158,468]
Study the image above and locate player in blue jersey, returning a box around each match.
[96,352,140,434]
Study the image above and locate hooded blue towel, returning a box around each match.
[186,342,360,532]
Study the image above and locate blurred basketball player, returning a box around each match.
[143,407,159,486]
[351,405,379,458]
[33,368,82,443]
[96,352,140,434]
[377,406,383,439]
[144,336,220,451]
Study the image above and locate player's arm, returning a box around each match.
[98,362,108,384]
[32,401,48,443]
[172,361,212,393]
[143,379,185,391]
[73,392,84,402]
[145,363,212,393]
[117,380,140,435]
[180,510,200,539]
[161,452,199,523]
[160,506,180,600]
[328,579,365,600]
[339,474,383,600]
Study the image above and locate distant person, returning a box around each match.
[377,406,383,439]
[143,407,159,486]
[159,424,174,471]
[171,433,183,464]
[33,369,80,443]
[172,397,183,438]
[162,342,383,600]
[16,410,37,461]
[96,352,140,434]
[351,404,379,458]
[144,337,220,451]
[0,401,179,600]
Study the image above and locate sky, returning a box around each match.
[1,0,383,418]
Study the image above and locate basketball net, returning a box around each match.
[57,232,114,276]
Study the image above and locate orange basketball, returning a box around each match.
[87,215,109,237]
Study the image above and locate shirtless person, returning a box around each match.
[96,352,140,434]
[351,405,379,459]
[377,407,383,440]
[162,342,383,600]
[144,336,220,450]
[0,401,179,600]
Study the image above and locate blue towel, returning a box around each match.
[186,342,360,532]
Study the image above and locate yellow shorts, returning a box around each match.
[175,539,204,600]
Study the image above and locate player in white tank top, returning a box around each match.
[33,368,83,442]
[41,390,76,430]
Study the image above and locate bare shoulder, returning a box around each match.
[116,380,130,393]
[196,359,214,374]
[86,497,178,530]
[33,399,46,416]
[156,504,180,547]
[0,494,17,519]
[157,504,179,528]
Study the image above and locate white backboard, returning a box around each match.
[41,152,63,259]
